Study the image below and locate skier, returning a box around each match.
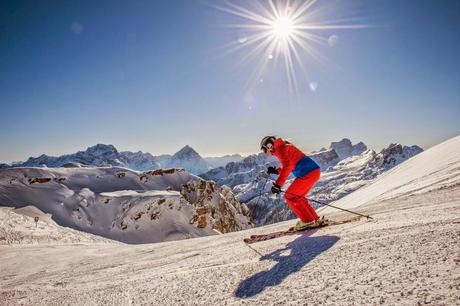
[260,136,323,231]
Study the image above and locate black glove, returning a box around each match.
[267,166,279,175]
[271,183,281,194]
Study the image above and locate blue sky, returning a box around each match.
[1,0,459,162]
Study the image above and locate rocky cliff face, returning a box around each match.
[330,138,368,159]
[180,180,251,233]
[119,151,160,171]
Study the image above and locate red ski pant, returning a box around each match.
[284,168,321,223]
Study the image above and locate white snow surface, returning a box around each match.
[0,206,114,245]
[323,135,460,214]
[0,186,458,305]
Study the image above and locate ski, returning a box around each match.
[243,216,362,244]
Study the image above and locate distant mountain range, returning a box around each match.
[0,144,244,175]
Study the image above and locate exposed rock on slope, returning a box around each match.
[0,167,252,244]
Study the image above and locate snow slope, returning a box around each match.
[322,135,460,214]
[0,179,458,305]
[0,206,114,244]
[0,167,252,244]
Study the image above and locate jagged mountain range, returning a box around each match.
[0,144,231,175]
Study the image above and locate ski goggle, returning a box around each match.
[261,142,273,153]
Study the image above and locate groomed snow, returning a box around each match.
[0,186,458,305]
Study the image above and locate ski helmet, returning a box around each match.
[260,136,276,153]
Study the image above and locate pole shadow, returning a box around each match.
[235,234,340,298]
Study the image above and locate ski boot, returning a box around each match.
[293,216,327,231]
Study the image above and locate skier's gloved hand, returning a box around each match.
[267,166,279,175]
[271,183,281,194]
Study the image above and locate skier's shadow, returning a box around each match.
[235,234,340,298]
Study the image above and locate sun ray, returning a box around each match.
[291,0,317,22]
[211,0,367,95]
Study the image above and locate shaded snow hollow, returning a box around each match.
[0,136,459,305]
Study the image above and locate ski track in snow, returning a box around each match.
[0,186,459,305]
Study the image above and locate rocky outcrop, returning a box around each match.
[181,180,252,233]
[330,138,368,160]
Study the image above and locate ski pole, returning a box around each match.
[281,190,373,220]
[310,198,373,220]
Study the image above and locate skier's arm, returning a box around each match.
[275,149,292,187]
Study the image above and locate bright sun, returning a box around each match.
[272,16,295,40]
[212,1,367,93]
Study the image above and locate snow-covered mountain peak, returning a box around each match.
[172,145,202,161]
[378,143,423,170]
[161,146,212,175]
[329,138,367,159]
[85,143,118,154]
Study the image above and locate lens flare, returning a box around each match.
[212,0,367,94]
